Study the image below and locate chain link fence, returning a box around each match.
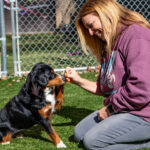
[1,0,150,77]
[13,0,94,76]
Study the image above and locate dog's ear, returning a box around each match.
[30,71,45,97]
[22,72,32,93]
[55,85,64,110]
[26,73,31,87]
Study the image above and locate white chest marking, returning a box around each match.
[44,88,56,113]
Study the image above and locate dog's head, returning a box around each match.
[25,62,65,97]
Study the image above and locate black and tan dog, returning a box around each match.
[0,62,66,148]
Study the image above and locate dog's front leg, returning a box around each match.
[55,85,64,110]
[48,123,66,148]
[38,105,66,148]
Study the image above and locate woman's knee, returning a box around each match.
[83,133,94,150]
[74,125,82,142]
[83,129,112,150]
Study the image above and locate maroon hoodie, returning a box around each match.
[97,24,150,122]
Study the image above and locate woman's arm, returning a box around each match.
[65,67,113,120]
[65,67,101,95]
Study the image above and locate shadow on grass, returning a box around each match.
[54,105,94,126]
[23,125,52,143]
[69,135,85,149]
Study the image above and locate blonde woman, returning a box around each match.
[65,0,150,149]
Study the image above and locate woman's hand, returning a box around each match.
[65,67,101,95]
[97,106,112,120]
[65,67,82,84]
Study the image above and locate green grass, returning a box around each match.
[0,73,150,150]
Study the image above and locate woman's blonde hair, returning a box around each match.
[76,0,150,63]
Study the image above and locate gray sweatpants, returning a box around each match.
[74,111,150,150]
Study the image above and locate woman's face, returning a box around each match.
[82,13,104,40]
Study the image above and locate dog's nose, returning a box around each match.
[60,75,67,84]
[62,76,66,82]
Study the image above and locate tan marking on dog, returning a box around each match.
[0,132,12,144]
[51,69,54,73]
[55,86,64,110]
[47,76,63,87]
[48,123,61,146]
[47,121,66,148]
[38,104,52,119]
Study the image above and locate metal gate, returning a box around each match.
[10,0,95,77]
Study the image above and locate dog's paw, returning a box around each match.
[16,135,23,139]
[2,141,10,145]
[56,140,67,148]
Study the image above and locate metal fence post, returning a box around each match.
[0,0,7,79]
[10,0,17,76]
